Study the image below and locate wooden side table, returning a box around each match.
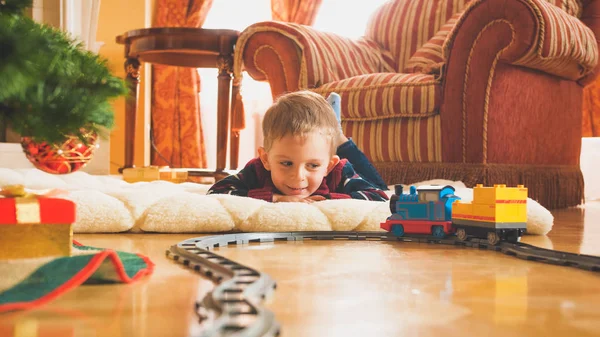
[116,27,241,180]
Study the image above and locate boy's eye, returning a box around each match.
[308,163,320,169]
[279,161,292,167]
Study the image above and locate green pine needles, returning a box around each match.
[0,0,126,144]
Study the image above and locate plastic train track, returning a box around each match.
[166,231,600,337]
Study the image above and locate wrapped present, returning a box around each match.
[122,166,188,183]
[0,185,75,260]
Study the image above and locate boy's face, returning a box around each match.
[259,131,340,198]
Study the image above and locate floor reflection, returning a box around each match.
[211,234,600,337]
[546,202,600,255]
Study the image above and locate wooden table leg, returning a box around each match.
[216,55,232,172]
[119,57,141,173]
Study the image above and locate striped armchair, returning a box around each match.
[234,0,600,209]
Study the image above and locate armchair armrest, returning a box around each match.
[234,21,395,97]
[440,0,597,165]
[443,0,598,81]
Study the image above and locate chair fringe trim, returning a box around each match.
[374,162,584,210]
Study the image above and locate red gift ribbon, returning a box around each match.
[0,185,67,224]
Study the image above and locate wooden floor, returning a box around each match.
[1,202,599,337]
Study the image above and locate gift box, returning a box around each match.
[0,186,76,260]
[122,166,188,183]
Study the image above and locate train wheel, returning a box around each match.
[431,226,445,239]
[391,224,404,237]
[456,228,468,241]
[487,232,500,245]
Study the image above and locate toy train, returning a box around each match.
[380,184,527,245]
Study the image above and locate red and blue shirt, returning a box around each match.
[207,158,388,202]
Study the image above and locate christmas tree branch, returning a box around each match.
[0,1,126,144]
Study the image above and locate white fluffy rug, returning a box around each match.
[0,169,554,235]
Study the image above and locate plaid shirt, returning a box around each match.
[207,158,388,202]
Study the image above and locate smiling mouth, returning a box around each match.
[287,186,307,192]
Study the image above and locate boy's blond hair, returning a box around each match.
[262,90,340,154]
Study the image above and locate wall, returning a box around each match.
[581,138,600,201]
[33,0,61,27]
[96,0,154,174]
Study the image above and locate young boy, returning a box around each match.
[208,90,388,203]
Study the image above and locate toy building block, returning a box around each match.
[122,166,160,183]
[453,184,527,224]
[159,167,188,184]
[0,185,76,260]
[122,166,188,183]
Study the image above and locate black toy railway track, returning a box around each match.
[166,231,600,337]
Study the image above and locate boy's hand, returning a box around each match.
[273,194,326,203]
[307,195,326,201]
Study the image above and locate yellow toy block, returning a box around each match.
[495,203,527,223]
[158,168,188,184]
[458,184,527,223]
[123,166,188,183]
[451,184,528,245]
[473,184,527,204]
[451,201,472,221]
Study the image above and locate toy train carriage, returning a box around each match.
[381,185,461,238]
[453,184,527,244]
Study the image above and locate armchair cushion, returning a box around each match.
[403,0,596,80]
[363,0,589,72]
[312,73,441,120]
[311,73,442,163]
[365,0,469,72]
[403,11,463,74]
[548,0,584,16]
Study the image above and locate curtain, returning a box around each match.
[151,0,214,168]
[271,0,323,25]
[583,82,600,137]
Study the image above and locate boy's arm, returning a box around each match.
[207,159,275,202]
[333,162,389,201]
[207,172,252,196]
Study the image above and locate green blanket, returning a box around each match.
[0,241,154,312]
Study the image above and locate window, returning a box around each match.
[313,0,390,39]
[200,1,272,169]
[419,192,439,202]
